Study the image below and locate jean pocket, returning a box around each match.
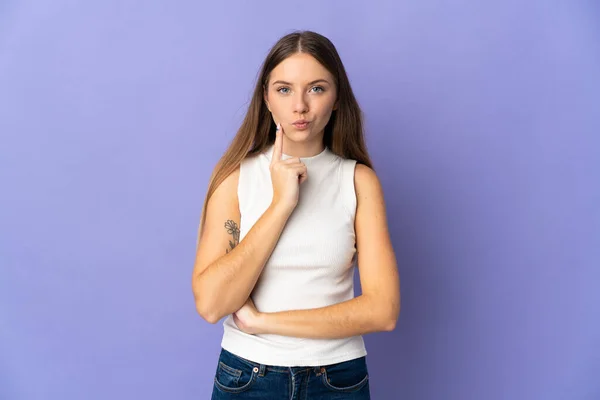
[321,357,369,393]
[213,351,258,394]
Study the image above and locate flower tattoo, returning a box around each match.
[225,220,240,253]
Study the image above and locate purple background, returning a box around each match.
[1,1,599,399]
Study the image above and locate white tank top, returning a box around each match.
[220,143,367,367]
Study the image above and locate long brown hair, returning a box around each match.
[196,30,373,247]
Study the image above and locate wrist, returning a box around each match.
[269,201,294,218]
[255,312,270,334]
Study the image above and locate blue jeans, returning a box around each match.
[211,348,371,399]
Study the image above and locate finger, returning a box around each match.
[298,170,308,184]
[271,123,283,164]
[291,165,308,176]
[281,157,302,164]
[281,160,306,170]
[284,164,306,170]
[283,162,306,170]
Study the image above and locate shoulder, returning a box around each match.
[353,164,383,199]
[210,164,241,203]
[354,163,376,181]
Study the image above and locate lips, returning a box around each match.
[292,120,311,129]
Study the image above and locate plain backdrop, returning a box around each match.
[1,1,599,399]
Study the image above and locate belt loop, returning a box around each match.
[258,363,266,377]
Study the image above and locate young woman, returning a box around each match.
[192,30,400,399]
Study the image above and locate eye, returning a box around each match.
[310,86,325,93]
[276,87,290,94]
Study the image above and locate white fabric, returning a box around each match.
[220,144,367,367]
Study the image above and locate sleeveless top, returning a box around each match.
[220,143,367,367]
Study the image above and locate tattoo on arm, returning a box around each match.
[224,220,240,253]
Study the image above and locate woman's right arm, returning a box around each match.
[191,168,293,324]
[192,125,306,323]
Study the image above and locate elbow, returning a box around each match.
[201,311,222,325]
[365,292,400,332]
[195,299,222,324]
[192,280,223,324]
[379,301,400,332]
[381,317,397,332]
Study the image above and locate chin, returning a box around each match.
[286,131,315,143]
[285,129,313,140]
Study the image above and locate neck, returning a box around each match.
[280,136,325,158]
[265,137,331,167]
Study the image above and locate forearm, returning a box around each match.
[194,202,291,322]
[258,294,396,339]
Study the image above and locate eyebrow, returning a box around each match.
[271,79,331,86]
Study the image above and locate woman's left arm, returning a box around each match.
[235,164,401,339]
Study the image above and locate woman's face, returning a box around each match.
[264,53,337,143]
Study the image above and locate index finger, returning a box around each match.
[271,123,283,164]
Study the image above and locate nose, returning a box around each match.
[293,93,309,114]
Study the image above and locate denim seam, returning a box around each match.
[218,361,242,379]
[321,370,369,393]
[222,349,260,370]
[304,369,311,395]
[214,371,257,394]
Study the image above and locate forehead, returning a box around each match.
[269,53,333,84]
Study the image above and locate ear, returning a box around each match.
[333,101,338,111]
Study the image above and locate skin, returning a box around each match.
[231,53,401,338]
[263,52,338,158]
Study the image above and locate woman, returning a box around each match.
[192,30,400,399]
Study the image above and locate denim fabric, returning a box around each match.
[211,348,371,399]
